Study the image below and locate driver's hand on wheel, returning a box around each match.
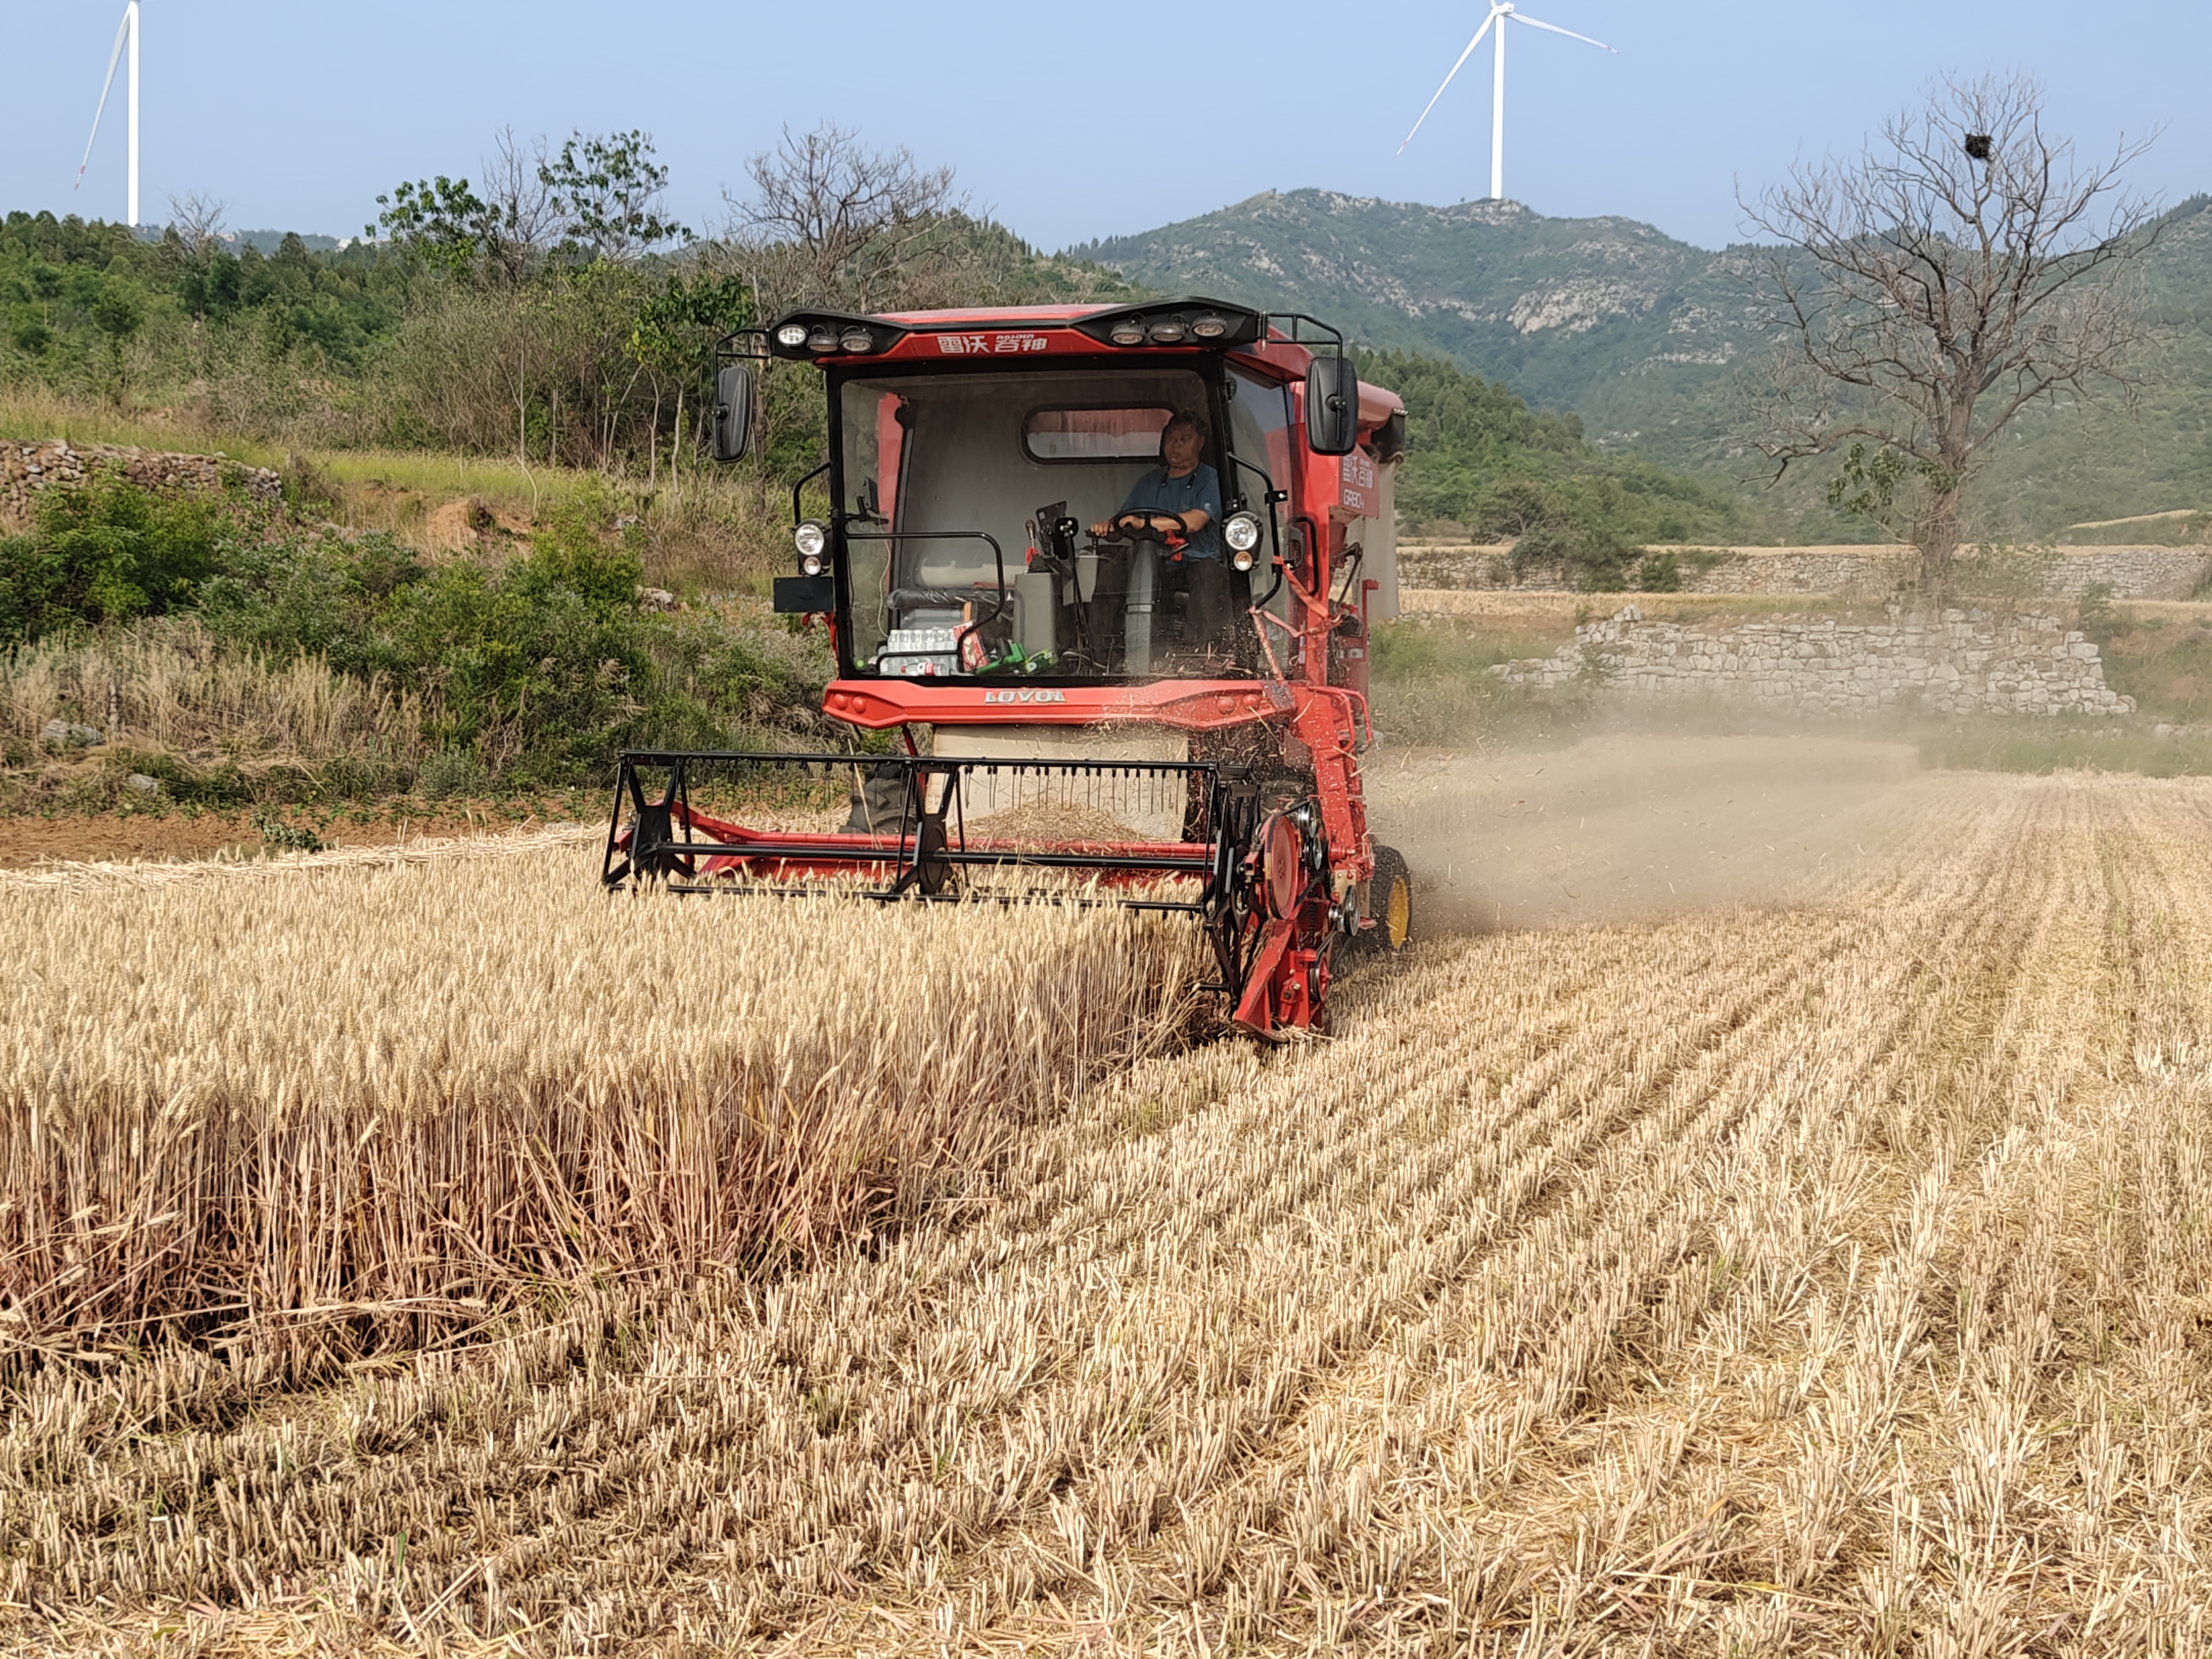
[1091,510,1181,537]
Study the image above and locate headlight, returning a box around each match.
[774,322,810,348]
[1223,511,1262,554]
[806,324,840,353]
[839,327,874,353]
[794,521,828,575]
[1190,313,1229,340]
[1108,319,1147,346]
[1147,319,1188,344]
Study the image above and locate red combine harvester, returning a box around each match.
[601,296,1414,1035]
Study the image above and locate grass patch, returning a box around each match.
[1368,616,1593,748]
[2085,608,2212,725]
[0,388,286,467]
[2,388,797,598]
[1913,719,2212,777]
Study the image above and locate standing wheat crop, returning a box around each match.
[0,831,1203,1357]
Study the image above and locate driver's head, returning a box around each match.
[1160,412,1208,473]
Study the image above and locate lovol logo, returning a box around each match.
[983,688,1067,704]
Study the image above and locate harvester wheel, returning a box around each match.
[1368,845,1414,954]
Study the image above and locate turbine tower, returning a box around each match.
[1397,1,1613,201]
[77,2,141,226]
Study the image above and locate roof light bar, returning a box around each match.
[765,309,911,360]
[1073,297,1266,350]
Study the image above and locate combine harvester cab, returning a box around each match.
[602,297,1414,1034]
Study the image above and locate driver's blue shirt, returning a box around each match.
[1118,463,1223,559]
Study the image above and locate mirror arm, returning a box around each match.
[1228,453,1285,570]
[791,461,831,528]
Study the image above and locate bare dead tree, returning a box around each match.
[1741,72,2159,583]
[476,128,563,287]
[724,123,968,313]
[166,193,228,260]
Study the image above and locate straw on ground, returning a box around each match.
[6,775,2212,1654]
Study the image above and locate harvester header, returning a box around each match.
[604,295,1414,1035]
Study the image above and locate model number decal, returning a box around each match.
[982,687,1066,704]
[936,332,1051,355]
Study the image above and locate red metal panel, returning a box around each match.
[819,677,1295,733]
[1357,380,1406,427]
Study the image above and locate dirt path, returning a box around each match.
[0,804,597,869]
[9,771,2212,1655]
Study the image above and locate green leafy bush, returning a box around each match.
[1634,550,1684,592]
[0,469,227,640]
[186,490,831,786]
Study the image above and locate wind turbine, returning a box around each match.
[76,2,142,226]
[1397,1,1613,203]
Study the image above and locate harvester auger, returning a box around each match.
[601,296,1416,1035]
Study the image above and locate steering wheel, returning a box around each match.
[1107,509,1186,544]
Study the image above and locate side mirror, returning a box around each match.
[711,365,753,463]
[1305,354,1359,456]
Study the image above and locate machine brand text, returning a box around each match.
[982,688,1067,704]
[937,332,1052,356]
[1339,450,1379,516]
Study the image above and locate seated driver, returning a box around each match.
[1090,412,1232,651]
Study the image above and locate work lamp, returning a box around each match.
[774,322,810,348]
[794,521,828,575]
[1224,512,1263,565]
[1108,319,1148,346]
[839,327,874,353]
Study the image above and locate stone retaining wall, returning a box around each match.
[1401,542,2211,601]
[1494,605,2135,718]
[1,441,282,528]
[2039,547,2212,598]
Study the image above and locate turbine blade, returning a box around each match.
[1395,11,1499,156]
[1507,12,1616,50]
[75,8,132,191]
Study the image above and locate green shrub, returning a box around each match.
[520,480,644,619]
[416,750,490,799]
[0,470,228,640]
[190,494,832,788]
[1509,523,1576,579]
[251,808,327,853]
[1569,524,1637,591]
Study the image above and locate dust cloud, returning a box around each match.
[1364,731,1936,933]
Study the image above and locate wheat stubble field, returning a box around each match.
[6,759,2212,1655]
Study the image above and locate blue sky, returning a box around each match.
[1,1,2203,252]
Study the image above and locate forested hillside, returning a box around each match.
[1,215,1128,468]
[1360,350,1751,572]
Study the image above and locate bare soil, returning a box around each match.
[0,800,600,869]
